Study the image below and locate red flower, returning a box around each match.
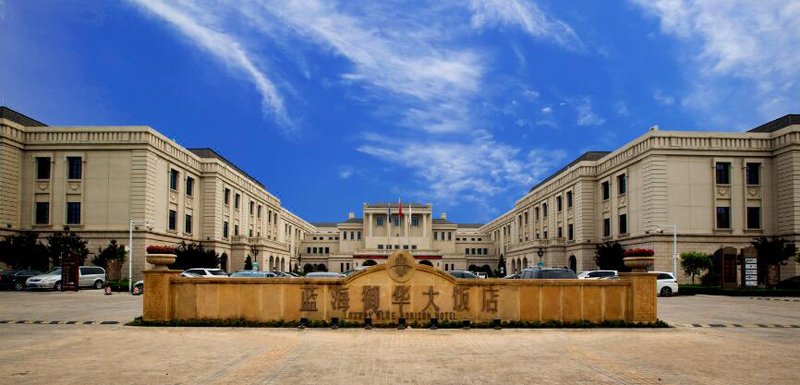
[146,245,176,254]
[624,248,655,257]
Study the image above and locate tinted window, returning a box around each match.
[67,157,82,179]
[657,273,673,280]
[36,157,51,180]
[540,270,577,279]
[210,270,227,276]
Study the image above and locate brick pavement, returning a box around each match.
[1,291,799,384]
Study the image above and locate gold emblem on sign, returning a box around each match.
[387,250,416,283]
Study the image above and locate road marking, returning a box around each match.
[676,323,800,329]
[0,320,120,325]
[751,297,800,302]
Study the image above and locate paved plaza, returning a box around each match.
[1,291,799,384]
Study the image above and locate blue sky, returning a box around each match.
[2,1,799,223]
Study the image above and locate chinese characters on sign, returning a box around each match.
[392,285,411,314]
[300,286,318,311]
[330,287,350,311]
[481,287,499,313]
[453,286,470,311]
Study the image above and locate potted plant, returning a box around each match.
[623,248,655,272]
[145,245,177,270]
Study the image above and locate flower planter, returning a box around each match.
[146,254,176,270]
[623,256,655,272]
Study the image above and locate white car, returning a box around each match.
[655,271,679,297]
[181,268,228,277]
[305,272,345,278]
[26,266,106,290]
[577,270,618,279]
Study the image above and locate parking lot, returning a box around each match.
[1,290,798,384]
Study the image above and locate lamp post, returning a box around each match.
[128,219,151,294]
[647,223,678,277]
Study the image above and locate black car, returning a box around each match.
[519,268,577,279]
[0,269,44,291]
[777,276,800,290]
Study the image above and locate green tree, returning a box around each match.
[0,232,49,271]
[92,239,126,268]
[497,254,506,276]
[680,251,711,284]
[751,237,797,285]
[594,242,629,272]
[169,242,220,270]
[46,226,89,266]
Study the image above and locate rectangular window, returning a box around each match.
[557,226,563,238]
[567,224,574,241]
[350,231,355,240]
[35,202,49,224]
[394,216,400,226]
[357,231,362,240]
[66,202,81,224]
[224,188,230,205]
[747,207,761,229]
[223,221,229,238]
[746,163,760,185]
[543,230,548,239]
[433,231,438,240]
[169,169,179,190]
[603,218,611,237]
[619,214,627,234]
[185,214,192,234]
[249,229,253,237]
[343,231,347,240]
[378,244,384,249]
[377,216,384,226]
[67,157,82,179]
[185,176,194,196]
[168,210,176,231]
[234,193,240,209]
[567,191,573,208]
[524,212,528,225]
[325,247,330,254]
[716,207,731,229]
[448,232,452,241]
[257,205,262,218]
[307,247,311,253]
[716,162,731,184]
[617,174,627,195]
[36,157,50,180]
[411,215,419,226]
[412,245,417,250]
[535,207,539,221]
[249,201,254,215]
[543,203,548,217]
[234,224,239,236]
[556,196,562,212]
[601,181,610,200]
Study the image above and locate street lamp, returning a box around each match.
[647,223,678,277]
[128,219,151,293]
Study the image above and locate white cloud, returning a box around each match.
[613,101,630,117]
[357,131,566,202]
[632,0,800,121]
[652,89,675,106]
[130,0,293,132]
[541,106,552,114]
[469,0,582,49]
[338,166,354,180]
[575,97,605,126]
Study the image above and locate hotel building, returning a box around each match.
[2,106,799,283]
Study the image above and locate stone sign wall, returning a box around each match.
[143,251,658,324]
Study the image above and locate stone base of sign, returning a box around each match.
[143,251,659,324]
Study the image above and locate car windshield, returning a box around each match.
[541,270,577,279]
[210,270,228,276]
[46,268,62,275]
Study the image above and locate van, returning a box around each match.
[26,266,107,290]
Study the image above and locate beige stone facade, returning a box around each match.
[482,116,800,283]
[299,203,494,273]
[0,107,312,281]
[2,107,799,284]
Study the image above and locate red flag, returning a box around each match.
[398,198,404,218]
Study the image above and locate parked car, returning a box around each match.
[519,267,578,279]
[133,280,144,295]
[230,271,277,278]
[448,270,479,279]
[0,269,43,291]
[26,266,106,290]
[270,271,294,277]
[503,272,520,279]
[181,268,228,277]
[474,272,488,279]
[577,270,618,279]
[305,272,345,278]
[776,276,800,290]
[285,272,300,277]
[655,272,679,297]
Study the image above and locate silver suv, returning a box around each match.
[26,266,106,290]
